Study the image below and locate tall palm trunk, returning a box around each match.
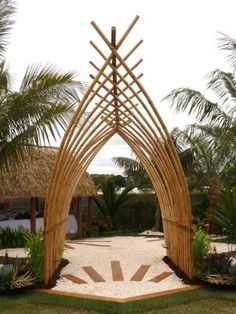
[153,208,161,231]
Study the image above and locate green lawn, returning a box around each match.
[1,288,236,314]
[147,298,236,314]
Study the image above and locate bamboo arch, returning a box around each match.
[44,16,193,284]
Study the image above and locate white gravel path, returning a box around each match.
[0,247,28,258]
[52,236,187,298]
[211,242,236,254]
[1,237,235,298]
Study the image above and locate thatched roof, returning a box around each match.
[0,147,97,199]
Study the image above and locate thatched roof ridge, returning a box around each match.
[0,147,97,199]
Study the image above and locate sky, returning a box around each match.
[5,0,236,174]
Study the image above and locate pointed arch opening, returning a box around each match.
[43,16,193,284]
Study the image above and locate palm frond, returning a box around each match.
[0,60,11,90]
[165,88,227,126]
[218,32,236,69]
[0,63,87,168]
[112,157,143,176]
[19,64,86,102]
[0,0,15,58]
[113,184,134,215]
[92,196,107,219]
[207,69,236,119]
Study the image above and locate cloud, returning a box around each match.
[87,134,132,174]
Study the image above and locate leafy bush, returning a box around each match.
[0,226,29,249]
[209,188,236,239]
[0,265,14,291]
[193,229,211,271]
[0,256,35,292]
[113,196,156,230]
[24,231,44,282]
[191,193,209,222]
[193,231,236,286]
[198,248,236,286]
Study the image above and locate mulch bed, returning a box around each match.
[163,256,236,290]
[163,256,193,285]
[40,258,69,289]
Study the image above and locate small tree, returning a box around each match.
[93,176,134,229]
[209,188,236,240]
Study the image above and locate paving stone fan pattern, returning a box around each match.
[53,237,187,299]
[63,261,172,284]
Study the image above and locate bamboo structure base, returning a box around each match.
[44,16,193,284]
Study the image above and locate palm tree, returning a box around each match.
[172,127,228,206]
[112,157,152,189]
[92,176,134,229]
[165,33,236,230]
[165,33,236,162]
[0,64,85,169]
[0,0,86,169]
[112,157,163,230]
[209,188,236,240]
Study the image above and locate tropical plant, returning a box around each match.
[24,231,44,282]
[0,257,35,292]
[192,230,236,286]
[11,268,35,289]
[198,247,236,286]
[193,229,211,272]
[165,33,236,216]
[171,127,230,215]
[205,274,234,285]
[0,0,86,170]
[209,188,236,239]
[93,176,134,229]
[0,226,29,249]
[113,157,164,230]
[0,264,13,291]
[0,0,14,58]
[113,157,152,189]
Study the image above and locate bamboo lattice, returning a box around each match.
[44,16,193,284]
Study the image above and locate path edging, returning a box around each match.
[36,285,203,304]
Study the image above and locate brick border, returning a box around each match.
[36,285,203,304]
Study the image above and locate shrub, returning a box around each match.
[0,256,35,292]
[209,188,236,239]
[193,230,236,286]
[24,231,44,282]
[113,195,156,230]
[0,265,14,291]
[0,226,29,249]
[193,229,211,272]
[199,248,236,286]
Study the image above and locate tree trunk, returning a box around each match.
[77,197,83,239]
[105,215,112,230]
[152,208,161,231]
